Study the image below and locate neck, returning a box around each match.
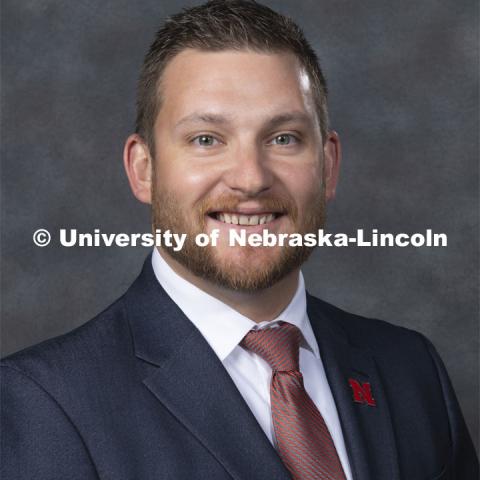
[158,248,300,323]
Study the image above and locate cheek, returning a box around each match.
[154,157,219,201]
[280,164,323,200]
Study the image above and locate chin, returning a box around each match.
[214,244,282,266]
[209,247,294,292]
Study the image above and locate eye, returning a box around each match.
[270,134,299,146]
[192,135,219,147]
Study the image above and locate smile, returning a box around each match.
[209,212,282,226]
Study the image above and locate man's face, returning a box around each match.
[150,49,337,291]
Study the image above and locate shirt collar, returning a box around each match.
[151,248,319,362]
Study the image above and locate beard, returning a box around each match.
[151,180,326,292]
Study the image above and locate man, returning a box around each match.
[1,1,478,479]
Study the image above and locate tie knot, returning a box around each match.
[241,322,301,371]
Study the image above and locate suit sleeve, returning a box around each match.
[420,336,479,478]
[1,365,100,480]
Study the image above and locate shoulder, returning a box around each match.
[305,292,443,386]
[0,300,121,480]
[306,292,430,352]
[1,294,131,393]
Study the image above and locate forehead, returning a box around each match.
[157,48,317,127]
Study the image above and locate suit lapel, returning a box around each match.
[125,256,291,480]
[306,293,400,480]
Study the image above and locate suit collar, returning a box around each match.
[125,255,291,480]
[125,256,400,480]
[151,248,318,361]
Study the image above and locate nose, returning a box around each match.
[223,143,274,196]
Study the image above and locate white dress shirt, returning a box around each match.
[152,248,353,480]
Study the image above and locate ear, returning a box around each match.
[322,130,341,202]
[123,134,152,204]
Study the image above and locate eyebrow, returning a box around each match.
[263,112,312,130]
[174,113,231,131]
[174,111,313,131]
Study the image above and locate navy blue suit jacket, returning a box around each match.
[2,256,478,479]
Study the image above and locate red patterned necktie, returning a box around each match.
[241,322,347,480]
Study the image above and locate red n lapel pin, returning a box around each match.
[348,378,376,406]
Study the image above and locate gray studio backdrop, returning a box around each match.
[2,0,478,450]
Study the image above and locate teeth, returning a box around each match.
[214,212,277,225]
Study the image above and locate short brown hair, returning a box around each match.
[136,0,329,150]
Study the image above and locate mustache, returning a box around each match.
[197,193,298,219]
